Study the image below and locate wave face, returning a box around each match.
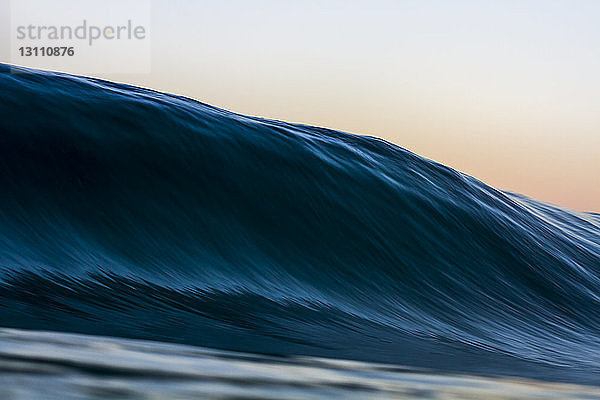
[0,64,599,385]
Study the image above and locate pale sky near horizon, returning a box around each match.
[3,0,599,212]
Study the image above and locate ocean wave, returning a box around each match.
[0,64,599,384]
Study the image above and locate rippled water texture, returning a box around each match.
[2,329,600,400]
[0,64,599,388]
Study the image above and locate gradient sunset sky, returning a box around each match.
[5,0,599,211]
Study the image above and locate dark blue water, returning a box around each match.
[1,64,599,386]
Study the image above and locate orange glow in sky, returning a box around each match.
[5,1,598,211]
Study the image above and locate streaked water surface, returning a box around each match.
[0,64,599,392]
[1,329,599,400]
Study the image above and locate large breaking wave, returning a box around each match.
[1,64,599,384]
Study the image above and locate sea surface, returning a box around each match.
[2,328,600,400]
[0,64,599,398]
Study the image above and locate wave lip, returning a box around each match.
[0,64,599,385]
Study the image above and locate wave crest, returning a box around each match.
[0,64,599,384]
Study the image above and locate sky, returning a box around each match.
[3,0,599,212]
